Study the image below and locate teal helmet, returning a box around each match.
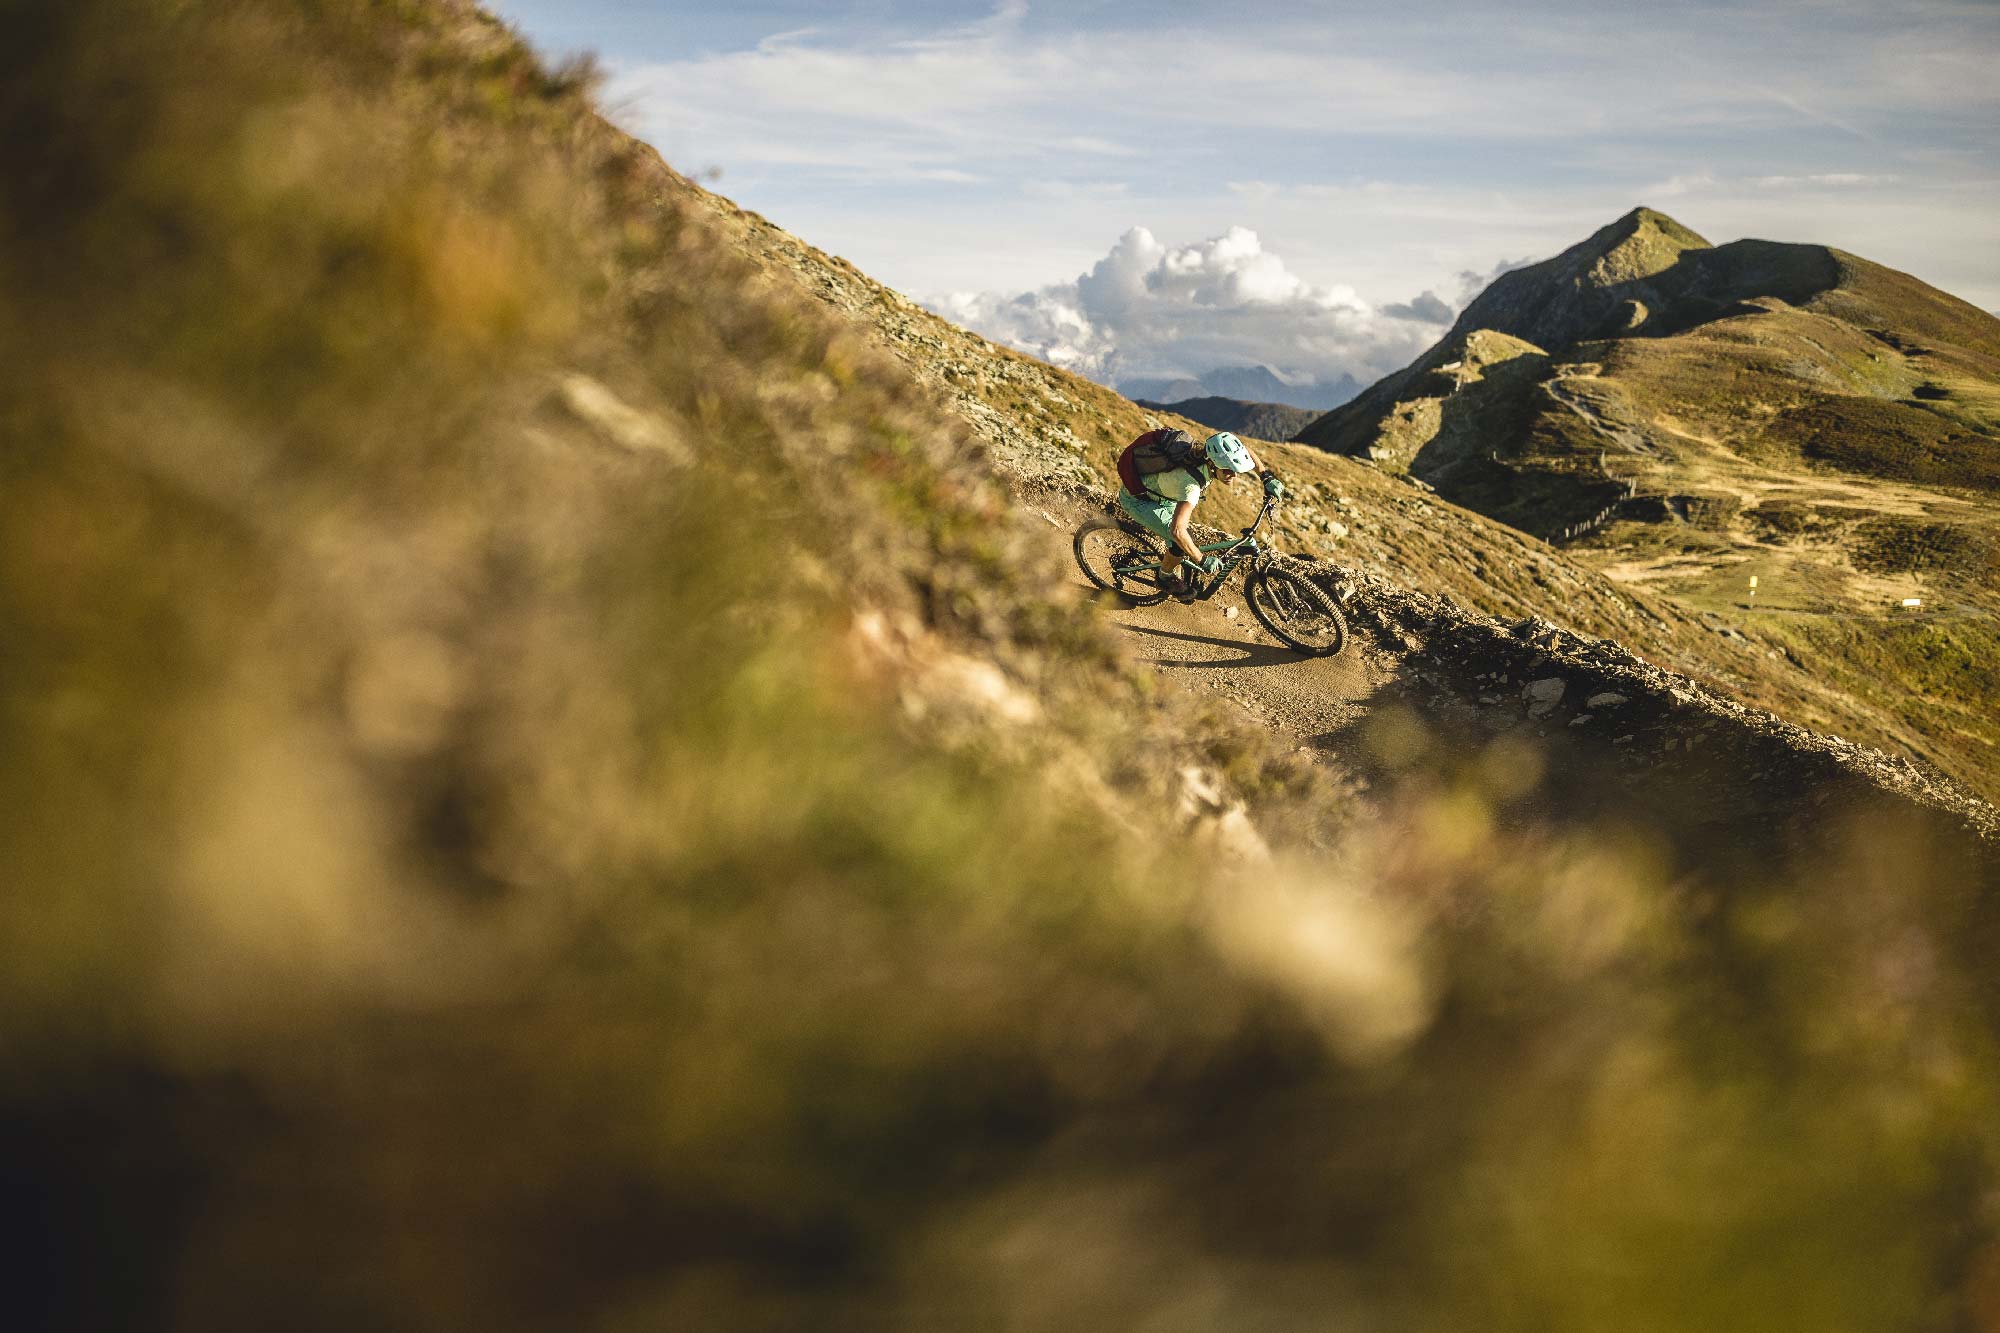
[1204,431,1255,473]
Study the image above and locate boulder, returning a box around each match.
[1523,677,1566,718]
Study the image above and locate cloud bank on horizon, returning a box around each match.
[933,225,1467,394]
[492,0,2000,391]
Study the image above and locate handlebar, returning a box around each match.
[1241,493,1278,538]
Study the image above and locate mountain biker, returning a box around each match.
[1116,427,1284,602]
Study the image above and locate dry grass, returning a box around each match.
[1782,399,2000,491]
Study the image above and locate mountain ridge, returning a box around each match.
[1133,394,1320,441]
[1121,364,1360,411]
[1296,206,2000,798]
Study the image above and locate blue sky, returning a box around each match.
[491,0,2000,389]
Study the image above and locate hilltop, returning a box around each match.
[1134,394,1320,441]
[1299,207,2000,797]
[5,5,2000,1330]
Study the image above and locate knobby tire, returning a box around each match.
[1246,566,1347,656]
[1074,516,1171,607]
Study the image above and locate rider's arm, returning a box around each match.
[1235,445,1276,492]
[1169,502,1204,563]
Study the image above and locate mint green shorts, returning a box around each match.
[1116,488,1178,542]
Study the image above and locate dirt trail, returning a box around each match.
[1087,569,1392,744]
[1544,373,1659,457]
[1032,489,2000,849]
[1035,493,1398,766]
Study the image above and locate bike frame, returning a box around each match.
[1116,494,1279,598]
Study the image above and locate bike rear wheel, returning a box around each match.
[1246,566,1347,656]
[1074,516,1171,606]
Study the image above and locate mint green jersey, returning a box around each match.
[1149,466,1204,505]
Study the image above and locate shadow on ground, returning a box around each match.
[1119,622,1305,669]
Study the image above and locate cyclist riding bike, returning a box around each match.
[1115,427,1284,602]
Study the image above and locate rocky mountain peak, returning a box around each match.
[1447,206,1712,352]
[1588,206,1712,282]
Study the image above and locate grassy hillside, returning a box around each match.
[1299,208,2000,799]
[5,5,2000,1330]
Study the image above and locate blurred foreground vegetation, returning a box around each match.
[4,3,2000,1329]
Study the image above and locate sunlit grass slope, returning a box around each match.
[3,4,2000,1330]
[1297,207,2000,799]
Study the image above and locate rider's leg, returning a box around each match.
[1116,489,1182,584]
[1154,545,1194,599]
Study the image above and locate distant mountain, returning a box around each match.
[1121,364,1360,411]
[1134,395,1319,442]
[1298,205,2000,791]
[1299,205,2000,524]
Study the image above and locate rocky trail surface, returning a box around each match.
[1028,484,2000,853]
[1033,492,1391,765]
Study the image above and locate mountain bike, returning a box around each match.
[1073,494,1348,656]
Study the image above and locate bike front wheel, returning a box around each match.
[1246,566,1347,656]
[1074,516,1171,606]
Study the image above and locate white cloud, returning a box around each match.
[1457,259,1535,309]
[1021,179,1130,201]
[1750,172,1897,188]
[603,0,2000,193]
[600,5,1794,194]
[1649,171,1720,198]
[553,0,2000,317]
[930,225,1448,390]
[1649,169,1902,197]
[1381,291,1454,324]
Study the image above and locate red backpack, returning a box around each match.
[1116,428,1207,501]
